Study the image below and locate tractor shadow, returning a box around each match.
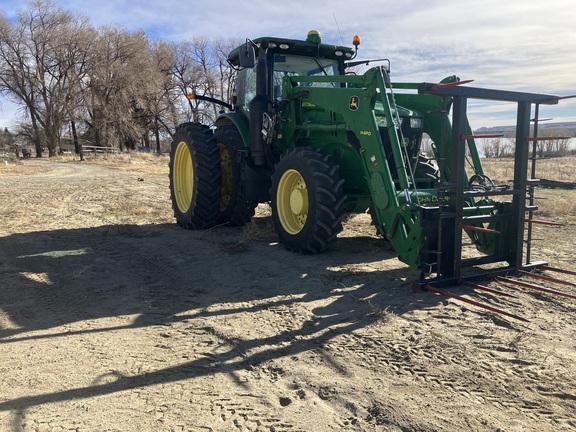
[0,221,447,414]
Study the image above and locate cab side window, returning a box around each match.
[235,66,257,114]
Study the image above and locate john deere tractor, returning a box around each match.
[169,30,563,286]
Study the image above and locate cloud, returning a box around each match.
[0,0,574,128]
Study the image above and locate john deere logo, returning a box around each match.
[349,96,359,111]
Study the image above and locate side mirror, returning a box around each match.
[239,43,255,68]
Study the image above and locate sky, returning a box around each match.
[0,0,575,131]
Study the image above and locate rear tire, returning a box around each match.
[413,154,439,187]
[169,123,221,229]
[271,147,346,254]
[214,126,257,226]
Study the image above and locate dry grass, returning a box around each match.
[367,303,396,323]
[74,152,170,175]
[481,156,576,184]
[1,152,170,177]
[0,159,53,177]
[4,153,574,224]
[479,156,576,222]
[54,151,166,162]
[217,206,277,253]
[531,189,576,221]
[242,205,277,243]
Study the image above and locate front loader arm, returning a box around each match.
[280,67,432,268]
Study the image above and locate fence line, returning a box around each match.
[82,145,119,154]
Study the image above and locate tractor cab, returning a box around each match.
[227,31,429,185]
[228,30,354,114]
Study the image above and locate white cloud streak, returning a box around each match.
[0,0,574,128]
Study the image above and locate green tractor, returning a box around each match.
[169,30,563,287]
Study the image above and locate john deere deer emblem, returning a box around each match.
[349,96,359,111]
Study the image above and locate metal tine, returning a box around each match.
[458,224,499,234]
[430,79,474,91]
[491,275,576,300]
[423,285,529,322]
[517,269,576,288]
[543,265,576,277]
[462,281,516,298]
[552,94,576,101]
[523,219,564,226]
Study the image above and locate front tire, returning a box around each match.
[169,123,221,229]
[271,147,346,254]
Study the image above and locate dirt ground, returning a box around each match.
[1,156,575,432]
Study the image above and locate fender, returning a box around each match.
[215,113,250,148]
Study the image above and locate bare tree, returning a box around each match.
[481,137,512,158]
[1,1,242,155]
[213,37,241,109]
[540,128,571,157]
[84,27,156,151]
[169,40,208,123]
[139,40,179,153]
[0,9,44,156]
[0,126,13,150]
[168,37,239,125]
[0,0,94,157]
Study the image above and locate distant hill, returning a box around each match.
[476,122,576,137]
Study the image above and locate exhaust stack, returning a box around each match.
[248,39,270,166]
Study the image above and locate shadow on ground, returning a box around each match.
[0,222,441,413]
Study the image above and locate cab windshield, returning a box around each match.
[236,54,342,112]
[273,54,340,78]
[273,54,341,101]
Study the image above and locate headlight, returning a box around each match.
[376,116,402,128]
[410,118,422,128]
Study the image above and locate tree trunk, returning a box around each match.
[45,123,58,157]
[154,117,161,154]
[143,132,150,150]
[71,120,84,161]
[30,116,43,158]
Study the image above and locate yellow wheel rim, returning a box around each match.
[173,141,193,213]
[277,169,308,234]
[218,142,232,212]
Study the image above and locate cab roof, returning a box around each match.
[228,36,355,66]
